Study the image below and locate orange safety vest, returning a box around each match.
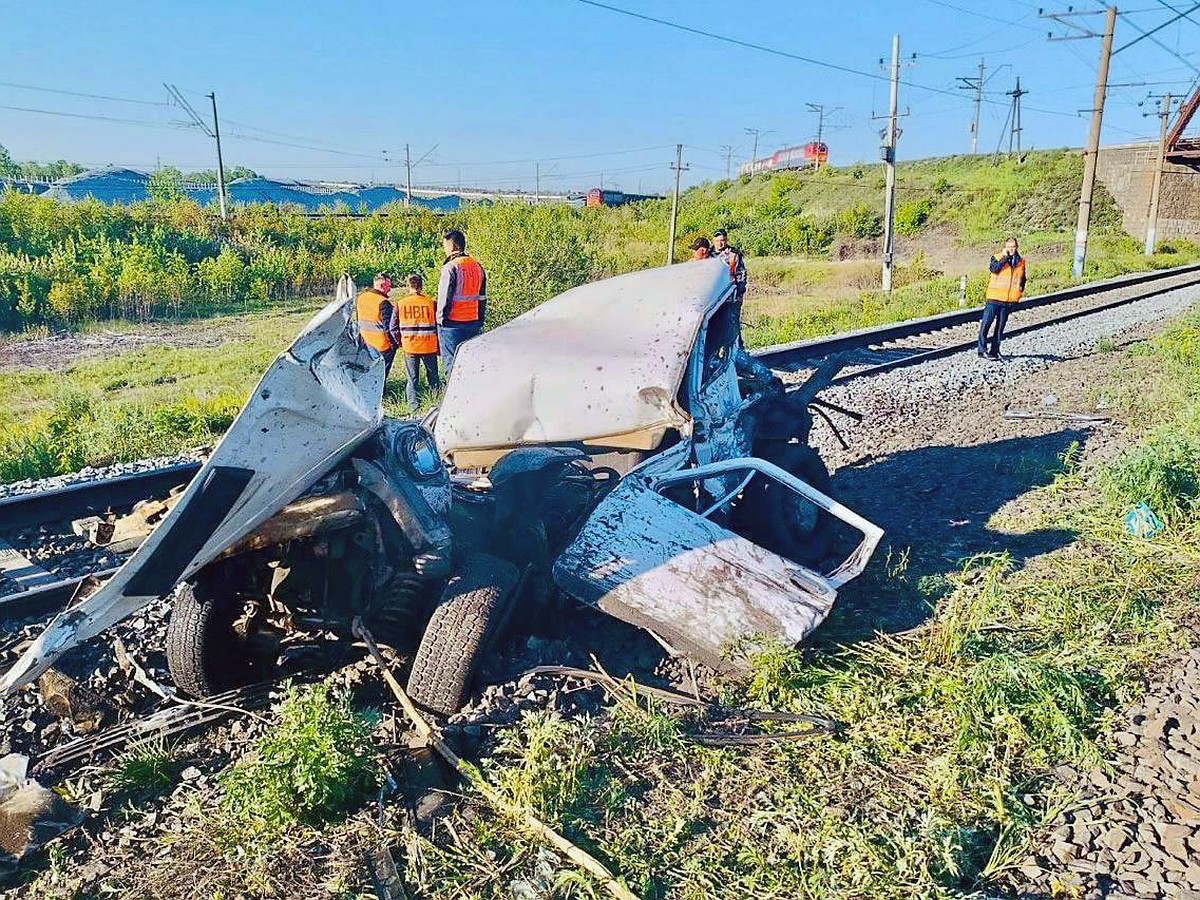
[355,287,394,351]
[986,254,1026,303]
[397,291,439,355]
[447,255,485,324]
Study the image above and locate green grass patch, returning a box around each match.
[220,681,380,840]
[104,736,177,794]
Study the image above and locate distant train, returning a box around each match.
[580,188,664,207]
[739,142,829,176]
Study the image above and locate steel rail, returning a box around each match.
[753,261,1200,371]
[0,460,201,532]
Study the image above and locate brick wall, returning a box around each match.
[1096,142,1200,243]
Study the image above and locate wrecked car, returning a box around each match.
[2,262,881,716]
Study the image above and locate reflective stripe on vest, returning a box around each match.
[398,292,439,355]
[448,256,484,324]
[986,256,1026,303]
[355,288,394,351]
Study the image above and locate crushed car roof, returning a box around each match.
[435,259,734,464]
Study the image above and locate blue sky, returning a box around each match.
[1,0,1197,192]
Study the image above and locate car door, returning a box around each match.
[552,456,882,671]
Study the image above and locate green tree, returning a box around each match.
[147,167,185,203]
[0,144,17,179]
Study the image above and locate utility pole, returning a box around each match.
[166,84,229,221]
[881,35,901,293]
[957,59,986,154]
[405,143,412,208]
[805,103,841,170]
[1074,7,1116,278]
[1042,6,1116,278]
[535,161,541,205]
[207,94,228,221]
[721,144,733,179]
[1145,92,1173,255]
[744,127,773,174]
[1008,78,1026,156]
[666,144,689,266]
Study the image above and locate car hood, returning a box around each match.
[1,281,385,694]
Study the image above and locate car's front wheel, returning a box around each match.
[165,564,258,697]
[407,553,520,716]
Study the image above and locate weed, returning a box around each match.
[220,681,380,837]
[105,736,176,793]
[1102,428,1200,523]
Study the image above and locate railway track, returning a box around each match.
[2,262,1199,629]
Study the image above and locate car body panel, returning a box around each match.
[1,280,386,693]
[553,456,884,669]
[435,260,733,467]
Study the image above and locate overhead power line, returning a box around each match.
[0,103,186,129]
[572,0,1083,119]
[0,80,168,107]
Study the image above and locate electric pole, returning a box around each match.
[535,162,541,205]
[721,144,733,179]
[1145,92,1173,255]
[405,143,412,208]
[165,84,229,221]
[1042,6,1116,278]
[666,144,689,266]
[957,59,986,154]
[1074,7,1116,278]
[805,103,841,170]
[1008,78,1026,156]
[207,94,228,222]
[744,127,773,174]
[881,35,901,293]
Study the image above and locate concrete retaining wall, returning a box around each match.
[1096,143,1200,244]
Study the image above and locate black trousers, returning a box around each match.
[977,301,1012,357]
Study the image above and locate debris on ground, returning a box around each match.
[0,753,83,874]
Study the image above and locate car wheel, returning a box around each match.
[737,442,833,567]
[165,564,256,697]
[407,553,520,716]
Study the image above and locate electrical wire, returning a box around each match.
[0,80,168,107]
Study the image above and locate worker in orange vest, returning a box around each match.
[712,229,747,301]
[397,273,441,412]
[355,272,401,375]
[436,229,487,374]
[977,236,1027,360]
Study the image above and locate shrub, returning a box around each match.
[835,203,882,239]
[895,197,936,236]
[220,682,379,837]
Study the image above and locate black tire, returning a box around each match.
[165,566,254,697]
[407,553,520,716]
[737,443,834,567]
